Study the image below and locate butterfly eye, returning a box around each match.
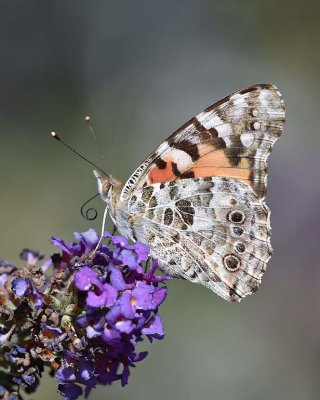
[103,181,111,193]
[228,210,245,224]
[223,254,241,271]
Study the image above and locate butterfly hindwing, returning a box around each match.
[128,177,272,302]
[121,83,285,200]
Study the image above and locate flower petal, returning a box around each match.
[142,315,164,337]
[103,325,121,343]
[131,282,153,310]
[111,236,128,247]
[152,287,167,307]
[119,250,138,270]
[73,229,99,253]
[110,267,129,291]
[102,283,118,307]
[74,267,99,291]
[115,319,134,334]
[130,243,150,263]
[11,278,29,297]
[86,291,107,308]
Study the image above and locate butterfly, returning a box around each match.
[94,84,285,302]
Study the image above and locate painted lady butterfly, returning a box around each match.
[94,84,285,302]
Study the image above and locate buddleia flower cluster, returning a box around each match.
[0,229,168,400]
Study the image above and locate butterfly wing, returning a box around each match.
[128,177,271,302]
[121,83,285,200]
[116,83,285,301]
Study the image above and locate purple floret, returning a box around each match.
[11,278,29,297]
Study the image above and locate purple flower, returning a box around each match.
[11,278,29,297]
[0,229,168,399]
[110,267,130,291]
[74,267,100,291]
[128,242,150,263]
[73,229,99,253]
[19,249,44,265]
[0,274,9,286]
[0,325,16,346]
[142,315,165,337]
[86,283,118,308]
[118,249,138,270]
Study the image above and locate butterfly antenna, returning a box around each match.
[85,116,97,140]
[84,115,108,168]
[80,193,100,221]
[51,132,109,177]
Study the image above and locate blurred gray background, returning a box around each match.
[1,1,320,399]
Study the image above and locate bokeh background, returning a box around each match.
[1,1,320,399]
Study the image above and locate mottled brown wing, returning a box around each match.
[121,84,285,200]
[128,177,272,302]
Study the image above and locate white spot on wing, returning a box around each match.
[253,121,261,130]
[259,89,271,103]
[168,148,193,171]
[231,95,247,107]
[196,112,233,137]
[241,133,254,147]
[197,112,223,129]
[216,123,233,137]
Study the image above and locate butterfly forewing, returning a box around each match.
[121,83,285,200]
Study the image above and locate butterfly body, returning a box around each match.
[95,84,285,302]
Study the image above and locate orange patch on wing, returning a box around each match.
[192,167,250,182]
[191,150,251,185]
[196,150,230,168]
[148,157,177,184]
[148,148,252,188]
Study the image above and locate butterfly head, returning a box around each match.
[94,170,122,202]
